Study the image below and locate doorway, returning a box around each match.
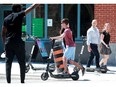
[63,4,94,39]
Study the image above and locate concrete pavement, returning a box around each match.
[0,60,116,87]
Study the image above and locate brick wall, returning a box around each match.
[94,4,116,43]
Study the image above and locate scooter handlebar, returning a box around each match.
[26,34,39,40]
[51,39,55,48]
[81,36,87,41]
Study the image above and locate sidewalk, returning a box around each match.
[0,60,116,87]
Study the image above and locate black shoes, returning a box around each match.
[21,80,25,83]
[7,81,25,84]
[100,65,110,71]
[82,67,85,76]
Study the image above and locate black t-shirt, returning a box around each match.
[102,30,110,44]
[3,11,25,43]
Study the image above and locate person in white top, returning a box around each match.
[86,19,101,71]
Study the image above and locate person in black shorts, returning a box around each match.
[1,4,39,83]
[99,23,112,70]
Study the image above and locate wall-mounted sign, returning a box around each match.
[47,19,53,27]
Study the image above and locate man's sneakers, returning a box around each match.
[86,67,95,72]
[86,67,101,72]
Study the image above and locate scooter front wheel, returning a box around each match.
[41,72,49,81]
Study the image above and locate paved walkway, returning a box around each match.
[0,61,116,87]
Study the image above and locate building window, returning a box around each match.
[63,4,94,40]
[64,4,77,41]
[31,4,44,38]
[80,4,94,36]
[47,4,61,37]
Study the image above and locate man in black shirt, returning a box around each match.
[1,4,39,83]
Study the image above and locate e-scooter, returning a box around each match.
[41,39,79,81]
[76,36,108,73]
[25,35,48,73]
[73,36,90,71]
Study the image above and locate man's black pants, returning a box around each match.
[87,44,100,68]
[5,41,25,83]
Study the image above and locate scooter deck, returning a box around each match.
[50,74,71,79]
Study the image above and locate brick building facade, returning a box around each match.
[95,4,116,43]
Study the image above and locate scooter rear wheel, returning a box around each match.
[25,65,30,73]
[100,66,107,73]
[100,69,107,73]
[41,72,49,81]
[71,71,79,81]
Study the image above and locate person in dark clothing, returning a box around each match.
[99,23,111,70]
[1,4,39,83]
